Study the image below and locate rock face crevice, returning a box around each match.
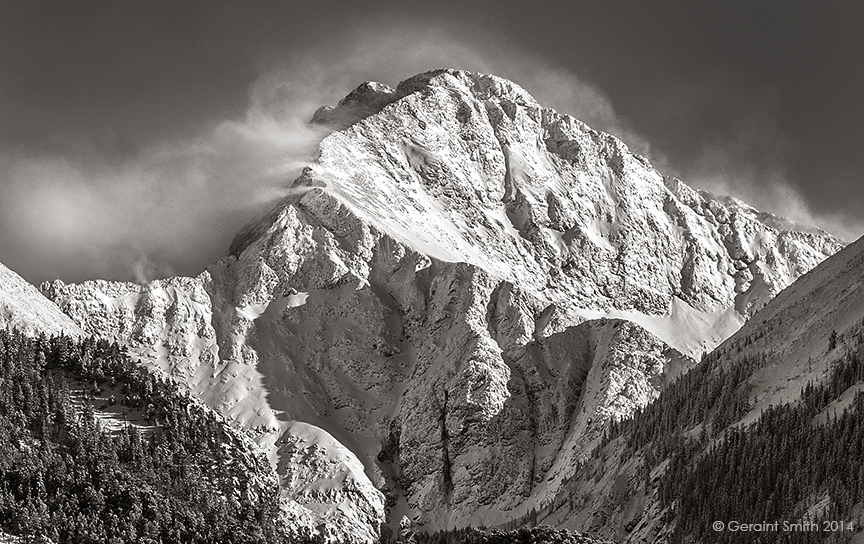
[438,390,453,502]
[39,69,844,542]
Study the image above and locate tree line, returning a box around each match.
[384,525,610,544]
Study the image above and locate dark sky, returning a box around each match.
[2,0,863,284]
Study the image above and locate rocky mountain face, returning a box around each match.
[38,70,843,542]
[0,261,81,338]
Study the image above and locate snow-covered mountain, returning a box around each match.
[37,70,843,542]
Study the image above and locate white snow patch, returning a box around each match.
[576,297,744,359]
[237,301,270,320]
[285,291,310,308]
[583,217,616,253]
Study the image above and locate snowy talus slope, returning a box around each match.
[42,70,842,540]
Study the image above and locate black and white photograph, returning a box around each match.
[1,1,863,542]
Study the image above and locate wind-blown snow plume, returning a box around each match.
[685,110,864,242]
[0,103,327,283]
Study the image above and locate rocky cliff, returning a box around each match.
[41,70,843,542]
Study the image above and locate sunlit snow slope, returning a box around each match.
[0,262,81,337]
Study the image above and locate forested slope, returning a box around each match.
[0,329,294,544]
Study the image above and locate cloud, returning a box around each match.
[0,89,328,284]
[683,110,864,242]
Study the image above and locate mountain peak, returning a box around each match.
[395,69,540,106]
[311,80,398,130]
[310,69,541,132]
[32,70,846,542]
[258,69,842,325]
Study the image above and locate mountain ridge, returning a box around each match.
[0,261,82,338]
